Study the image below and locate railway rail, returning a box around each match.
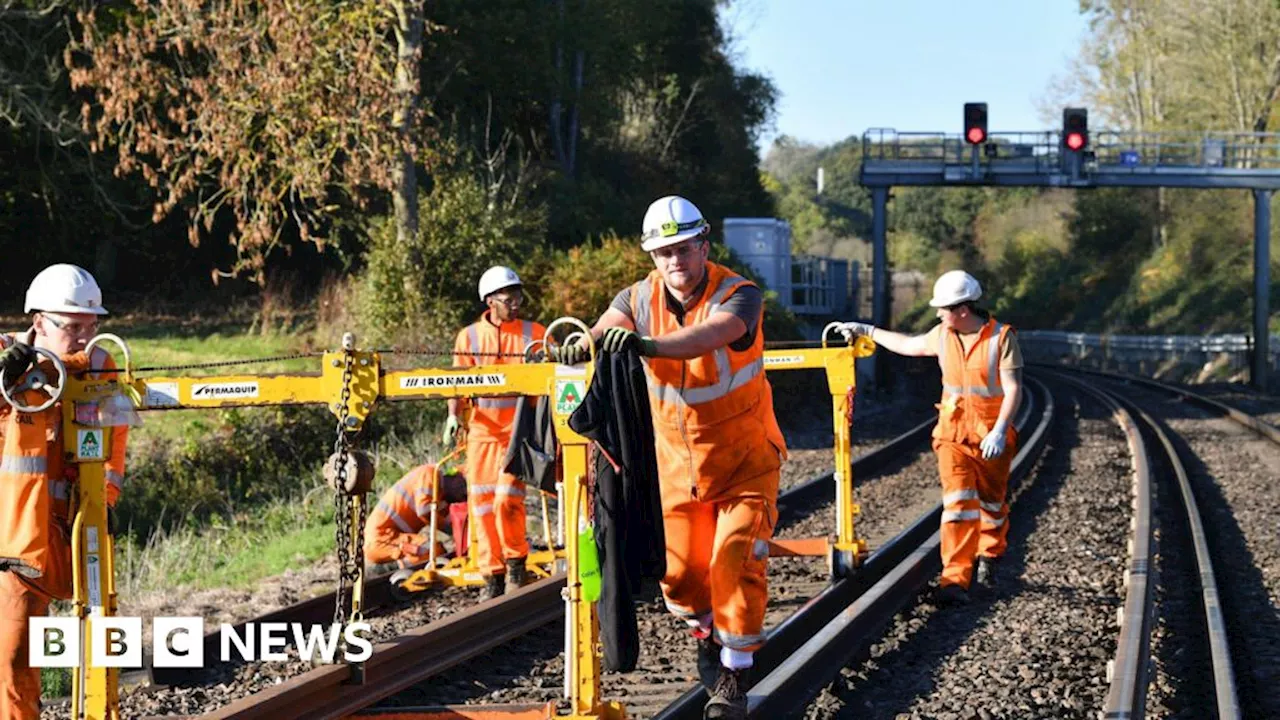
[119,365,1280,720]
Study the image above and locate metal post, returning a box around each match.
[1254,189,1272,391]
[871,187,889,392]
[872,187,888,328]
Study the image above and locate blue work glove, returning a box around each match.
[835,322,876,343]
[0,331,36,385]
[979,423,1008,459]
[549,342,589,365]
[600,327,657,356]
[442,415,460,446]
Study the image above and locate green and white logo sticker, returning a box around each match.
[77,429,104,460]
[555,380,586,415]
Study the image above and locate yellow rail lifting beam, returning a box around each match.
[52,322,872,720]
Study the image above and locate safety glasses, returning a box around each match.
[42,314,100,337]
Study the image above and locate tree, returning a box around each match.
[69,0,434,283]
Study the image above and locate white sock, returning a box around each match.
[720,646,753,670]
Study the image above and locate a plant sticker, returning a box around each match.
[77,429,104,460]
[555,380,586,415]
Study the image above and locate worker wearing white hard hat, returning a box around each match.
[446,265,545,601]
[553,194,786,720]
[836,270,1023,606]
[0,263,129,719]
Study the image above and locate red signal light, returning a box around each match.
[1065,132,1085,151]
[966,127,987,144]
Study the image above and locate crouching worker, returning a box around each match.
[0,264,127,720]
[364,463,469,572]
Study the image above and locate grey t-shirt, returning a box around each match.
[609,276,763,349]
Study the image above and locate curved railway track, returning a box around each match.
[98,365,1280,720]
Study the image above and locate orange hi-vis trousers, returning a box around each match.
[659,466,779,652]
[0,572,49,720]
[934,436,1015,589]
[465,438,528,576]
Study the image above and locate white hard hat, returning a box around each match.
[641,195,710,252]
[477,265,522,301]
[929,270,982,308]
[25,263,109,316]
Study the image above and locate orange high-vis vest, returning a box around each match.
[365,464,444,559]
[932,317,1014,446]
[629,262,787,498]
[452,313,545,443]
[0,341,125,598]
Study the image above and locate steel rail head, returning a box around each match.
[1039,368,1155,719]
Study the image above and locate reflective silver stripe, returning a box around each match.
[650,355,763,407]
[521,321,534,348]
[715,628,765,649]
[706,273,746,312]
[468,325,484,365]
[979,499,1004,513]
[751,538,770,561]
[393,485,414,507]
[377,500,414,532]
[476,397,519,410]
[942,489,979,506]
[494,486,526,498]
[415,502,434,515]
[470,484,497,495]
[981,514,1007,528]
[0,456,47,474]
[632,281,653,337]
[106,470,124,489]
[49,480,69,500]
[90,347,111,372]
[987,322,1004,397]
[941,509,981,523]
[473,503,494,517]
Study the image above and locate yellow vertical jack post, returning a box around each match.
[760,327,876,578]
[65,334,136,720]
[542,319,624,720]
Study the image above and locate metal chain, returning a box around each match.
[332,349,356,629]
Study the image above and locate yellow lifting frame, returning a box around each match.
[51,322,872,720]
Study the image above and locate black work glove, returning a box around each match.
[549,342,589,365]
[0,332,36,385]
[600,327,657,356]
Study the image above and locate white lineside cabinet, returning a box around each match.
[723,218,793,302]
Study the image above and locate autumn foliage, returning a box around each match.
[68,0,425,282]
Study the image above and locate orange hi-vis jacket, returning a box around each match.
[628,262,787,497]
[452,313,545,443]
[0,341,126,599]
[365,463,447,563]
[932,317,1015,447]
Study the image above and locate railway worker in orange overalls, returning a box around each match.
[553,195,787,720]
[0,264,128,720]
[837,270,1023,606]
[446,266,546,601]
[364,462,469,570]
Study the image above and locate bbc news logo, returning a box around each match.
[30,617,374,668]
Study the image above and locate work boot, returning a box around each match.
[703,666,749,720]
[695,632,720,690]
[505,557,530,593]
[934,583,970,607]
[975,555,999,592]
[481,574,505,601]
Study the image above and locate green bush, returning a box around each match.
[356,170,547,347]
